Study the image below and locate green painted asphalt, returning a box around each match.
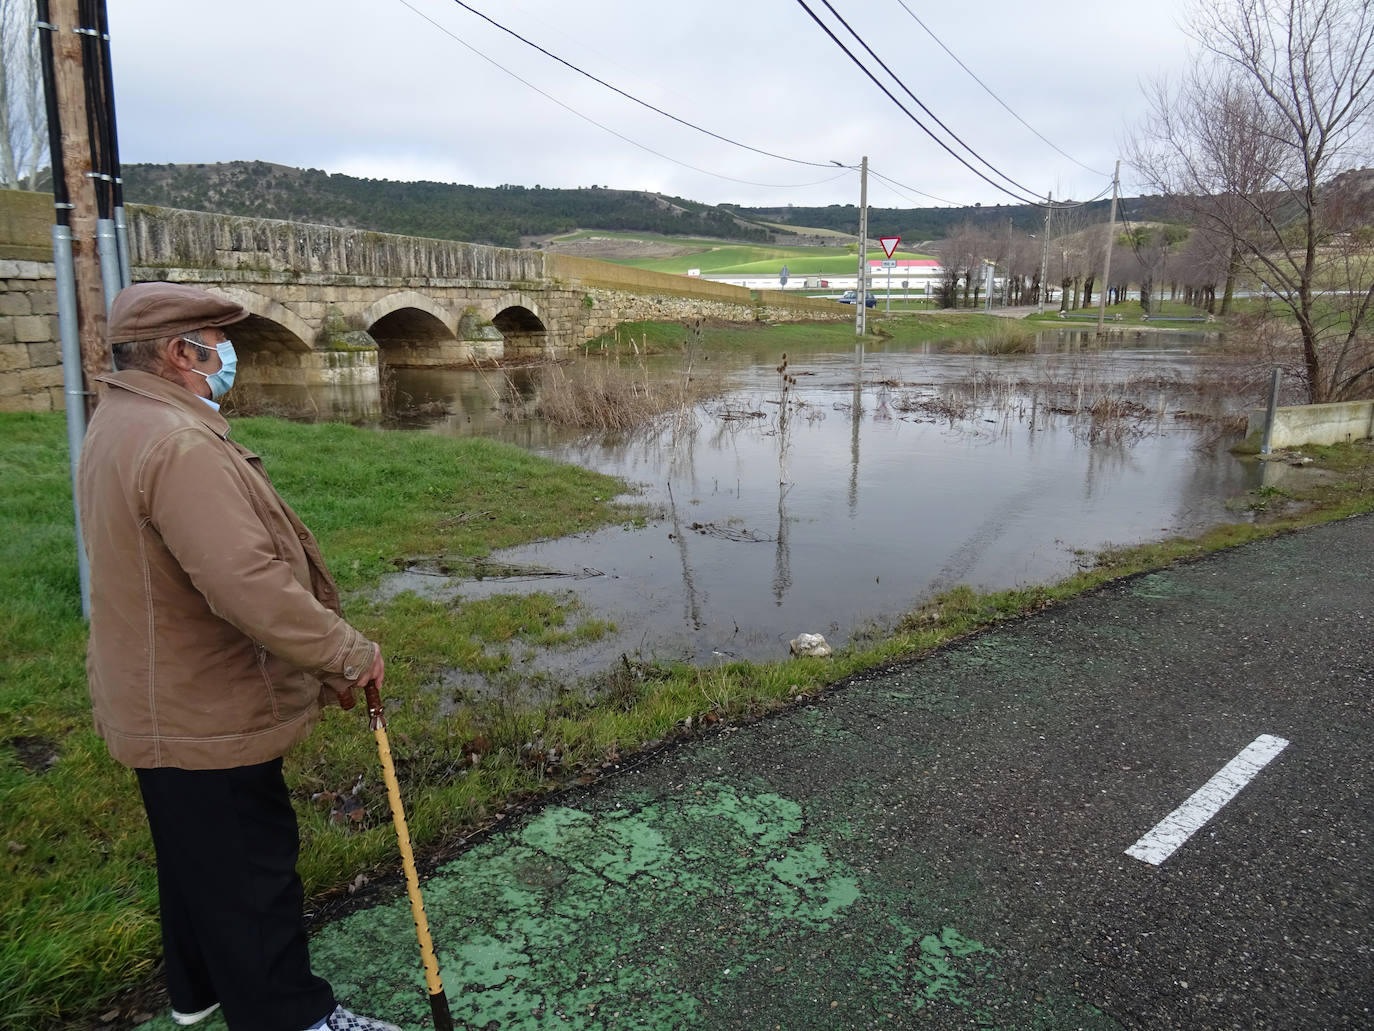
[136,514,1374,1030]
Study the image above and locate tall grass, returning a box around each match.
[517,323,722,432]
[895,356,1272,446]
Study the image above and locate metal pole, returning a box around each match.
[37,0,91,618]
[1260,367,1282,455]
[1095,161,1121,336]
[54,225,91,619]
[886,265,891,312]
[113,205,132,287]
[96,218,121,312]
[856,156,868,336]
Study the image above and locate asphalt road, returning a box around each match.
[138,514,1374,1030]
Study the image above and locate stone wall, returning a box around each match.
[1241,399,1374,450]
[578,288,846,342]
[0,258,63,411]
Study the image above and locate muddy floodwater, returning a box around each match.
[258,325,1297,686]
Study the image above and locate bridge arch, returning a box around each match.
[207,286,313,353]
[363,291,464,368]
[488,291,551,357]
[360,291,459,338]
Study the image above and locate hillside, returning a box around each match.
[120,161,779,249]
[739,194,1177,242]
[118,160,1180,250]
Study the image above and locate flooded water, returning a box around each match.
[323,327,1293,682]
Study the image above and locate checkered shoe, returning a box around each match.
[317,1004,402,1031]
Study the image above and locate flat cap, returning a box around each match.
[107,282,248,345]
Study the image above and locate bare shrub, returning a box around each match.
[942,322,1038,354]
[532,355,722,431]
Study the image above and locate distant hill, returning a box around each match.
[118,160,1179,248]
[120,161,779,249]
[737,194,1177,241]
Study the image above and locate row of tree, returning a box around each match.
[932,215,1239,315]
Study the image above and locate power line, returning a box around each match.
[446,0,841,171]
[892,0,1111,178]
[792,0,1045,206]
[394,0,853,191]
[814,0,1051,203]
[871,166,1112,211]
[867,167,961,207]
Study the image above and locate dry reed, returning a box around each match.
[529,336,723,432]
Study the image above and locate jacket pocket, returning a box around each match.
[258,644,321,725]
[255,642,284,721]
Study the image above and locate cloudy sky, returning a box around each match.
[106,0,1199,210]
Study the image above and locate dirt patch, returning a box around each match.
[7,735,59,775]
[539,234,708,261]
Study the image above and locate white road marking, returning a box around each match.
[1126,734,1290,866]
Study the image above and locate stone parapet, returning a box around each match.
[126,205,545,283]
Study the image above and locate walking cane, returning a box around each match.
[364,684,455,1031]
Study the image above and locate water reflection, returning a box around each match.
[280,330,1299,673]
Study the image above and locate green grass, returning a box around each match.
[707,250,933,275]
[4,410,1371,1028]
[0,415,629,1028]
[1026,299,1215,326]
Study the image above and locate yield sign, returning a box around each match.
[879,236,901,259]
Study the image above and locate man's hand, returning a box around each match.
[318,643,383,711]
[354,642,385,691]
[319,679,355,710]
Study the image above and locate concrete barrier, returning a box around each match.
[1239,399,1374,451]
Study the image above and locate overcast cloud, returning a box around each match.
[106,0,1198,210]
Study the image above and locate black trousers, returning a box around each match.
[136,758,335,1031]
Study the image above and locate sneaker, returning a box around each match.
[171,1002,220,1026]
[315,1004,402,1031]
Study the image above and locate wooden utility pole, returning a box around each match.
[47,0,110,417]
[1038,192,1051,314]
[1095,161,1121,336]
[856,155,868,336]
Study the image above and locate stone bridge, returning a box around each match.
[0,189,843,413]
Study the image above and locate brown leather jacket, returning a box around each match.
[77,371,376,769]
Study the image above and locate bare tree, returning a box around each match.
[1131,0,1374,401]
[0,0,47,189]
[1046,208,1102,311]
[1118,223,1189,314]
[935,223,987,308]
[1175,225,1232,311]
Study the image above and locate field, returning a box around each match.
[545,229,932,276]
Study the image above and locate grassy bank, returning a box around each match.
[1026,299,1217,327]
[591,313,1033,355]
[0,414,629,1027]
[4,410,1372,1028]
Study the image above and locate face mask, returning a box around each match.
[189,339,237,399]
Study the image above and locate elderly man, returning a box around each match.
[78,282,399,1031]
